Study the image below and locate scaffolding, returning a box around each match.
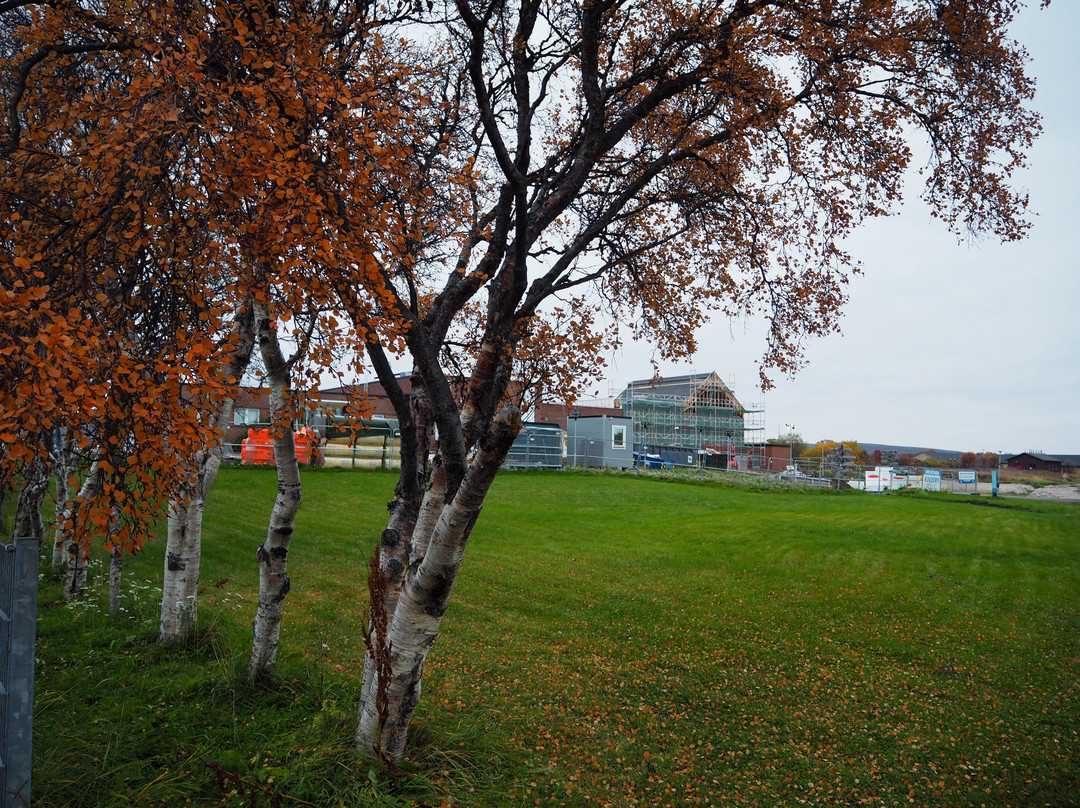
[615,372,766,470]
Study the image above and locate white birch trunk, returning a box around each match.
[358,458,444,715]
[157,457,217,641]
[248,302,302,677]
[51,428,73,572]
[107,508,123,614]
[408,460,448,575]
[356,407,520,759]
[159,477,203,639]
[158,302,254,643]
[64,463,103,599]
[14,458,50,542]
[108,547,123,613]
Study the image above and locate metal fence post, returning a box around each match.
[1,537,40,808]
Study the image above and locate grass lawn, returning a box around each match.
[30,467,1080,807]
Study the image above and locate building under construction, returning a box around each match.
[615,372,766,470]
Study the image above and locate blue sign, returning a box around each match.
[922,468,941,492]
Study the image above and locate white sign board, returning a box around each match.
[957,469,978,493]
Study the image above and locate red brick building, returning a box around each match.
[533,401,623,430]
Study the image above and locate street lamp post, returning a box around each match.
[782,422,795,470]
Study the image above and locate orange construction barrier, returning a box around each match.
[294,426,317,465]
[241,426,322,466]
[241,428,275,465]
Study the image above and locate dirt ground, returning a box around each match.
[978,481,1080,503]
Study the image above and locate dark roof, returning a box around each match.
[618,371,743,411]
[1006,452,1062,463]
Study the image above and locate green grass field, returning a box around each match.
[30,467,1080,807]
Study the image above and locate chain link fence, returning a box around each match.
[778,462,986,493]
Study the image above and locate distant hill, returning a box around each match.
[857,444,1080,466]
[856,443,963,461]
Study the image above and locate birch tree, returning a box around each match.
[350,0,1039,759]
[248,299,305,676]
[1,0,1040,764]
[50,427,75,572]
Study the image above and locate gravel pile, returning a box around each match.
[972,482,1080,502]
[1024,484,1080,502]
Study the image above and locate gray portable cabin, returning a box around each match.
[566,415,634,469]
[504,422,565,469]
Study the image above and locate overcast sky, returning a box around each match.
[602,1,1080,456]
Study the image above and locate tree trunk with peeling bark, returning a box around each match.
[356,368,432,719]
[248,302,302,677]
[355,407,521,759]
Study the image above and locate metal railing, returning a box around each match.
[1,538,40,808]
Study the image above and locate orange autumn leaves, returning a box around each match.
[0,0,432,552]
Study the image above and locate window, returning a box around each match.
[612,424,626,450]
[234,407,261,425]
